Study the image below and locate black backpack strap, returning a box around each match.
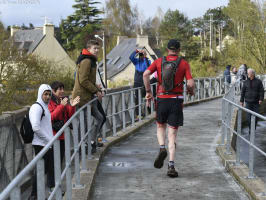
[175,56,182,70]
[172,57,183,88]
[34,102,45,120]
[161,56,167,83]
[98,67,106,89]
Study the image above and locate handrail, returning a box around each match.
[221,74,266,180]
[0,76,226,200]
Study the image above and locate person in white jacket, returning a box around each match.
[29,84,55,199]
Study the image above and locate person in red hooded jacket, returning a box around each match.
[48,81,80,162]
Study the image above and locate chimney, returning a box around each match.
[43,23,54,37]
[11,26,20,37]
[136,35,149,47]
[117,36,128,45]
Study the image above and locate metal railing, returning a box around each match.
[221,75,266,181]
[0,76,225,200]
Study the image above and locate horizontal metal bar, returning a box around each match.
[223,98,266,120]
[222,121,266,157]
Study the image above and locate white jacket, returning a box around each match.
[29,84,54,146]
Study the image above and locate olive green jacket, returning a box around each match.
[72,58,100,106]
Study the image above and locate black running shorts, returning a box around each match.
[156,98,184,127]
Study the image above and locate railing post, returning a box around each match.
[37,159,45,200]
[130,90,135,126]
[87,104,92,159]
[138,88,142,121]
[151,83,155,113]
[203,79,206,99]
[197,79,200,101]
[214,78,216,97]
[220,77,222,95]
[112,95,117,136]
[183,83,187,103]
[248,115,256,178]
[101,97,107,140]
[79,110,87,172]
[209,78,212,97]
[151,97,154,114]
[221,99,225,145]
[145,97,148,117]
[72,118,84,189]
[10,187,20,200]
[53,139,62,200]
[226,102,232,154]
[64,127,72,200]
[122,92,126,131]
[236,109,242,166]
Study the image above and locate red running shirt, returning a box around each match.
[147,55,193,98]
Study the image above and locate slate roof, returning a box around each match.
[13,29,45,54]
[98,38,137,79]
[98,38,162,79]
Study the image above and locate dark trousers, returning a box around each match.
[77,99,106,143]
[89,99,106,142]
[246,102,259,132]
[60,140,65,163]
[134,82,146,116]
[96,99,106,131]
[31,145,55,196]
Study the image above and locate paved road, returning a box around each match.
[91,99,250,200]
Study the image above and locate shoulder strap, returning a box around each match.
[173,57,183,88]
[98,67,106,89]
[161,56,167,83]
[34,102,45,120]
[175,56,182,70]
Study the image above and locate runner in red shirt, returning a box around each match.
[143,39,195,178]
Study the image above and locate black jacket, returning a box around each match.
[240,77,264,103]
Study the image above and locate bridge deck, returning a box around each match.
[91,99,250,200]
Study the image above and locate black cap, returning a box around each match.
[167,39,180,50]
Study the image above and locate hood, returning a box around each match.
[37,84,52,105]
[239,64,247,70]
[76,49,97,65]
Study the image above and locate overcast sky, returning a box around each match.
[0,0,229,27]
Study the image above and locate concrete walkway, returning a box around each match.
[91,99,250,200]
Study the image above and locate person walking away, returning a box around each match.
[224,65,231,91]
[231,67,238,84]
[143,39,195,178]
[129,48,151,119]
[49,81,80,163]
[240,68,264,133]
[72,40,104,154]
[29,84,55,199]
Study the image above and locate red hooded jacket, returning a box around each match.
[48,95,75,140]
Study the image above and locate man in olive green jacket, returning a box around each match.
[72,40,105,153]
[72,40,102,106]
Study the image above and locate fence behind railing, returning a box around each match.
[0,76,225,200]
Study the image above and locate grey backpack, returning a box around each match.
[161,56,182,92]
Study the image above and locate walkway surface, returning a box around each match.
[91,99,250,200]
